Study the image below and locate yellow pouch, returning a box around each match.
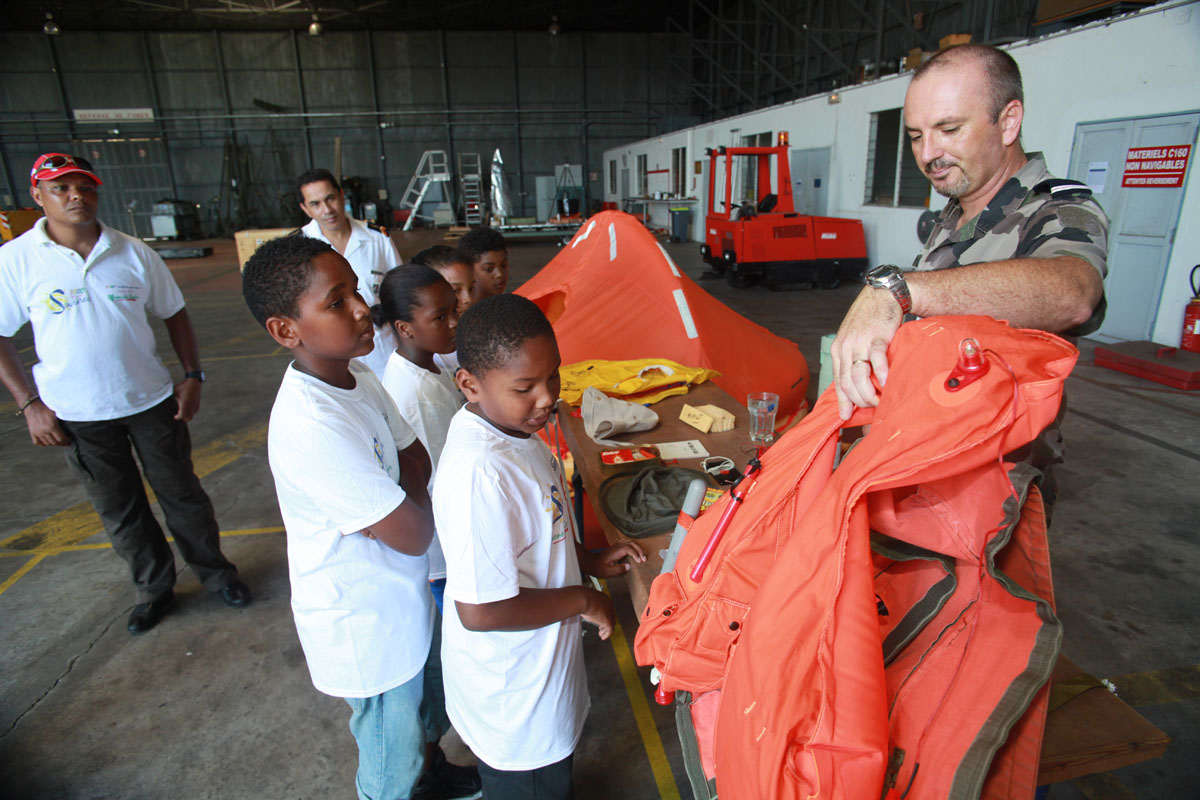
[559,358,720,406]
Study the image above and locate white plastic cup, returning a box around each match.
[747,392,780,444]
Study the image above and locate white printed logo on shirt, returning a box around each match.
[43,287,89,314]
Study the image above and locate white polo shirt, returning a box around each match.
[268,360,434,698]
[380,350,464,580]
[0,218,184,422]
[301,217,400,377]
[433,408,589,770]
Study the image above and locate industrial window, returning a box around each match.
[637,154,648,197]
[609,160,617,195]
[864,108,929,208]
[739,132,773,203]
[670,147,687,196]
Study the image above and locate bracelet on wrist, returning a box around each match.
[16,395,40,416]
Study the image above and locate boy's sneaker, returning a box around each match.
[412,747,483,800]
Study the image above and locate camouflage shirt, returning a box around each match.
[913,152,1109,335]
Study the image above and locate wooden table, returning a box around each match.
[560,380,1169,787]
[559,381,756,615]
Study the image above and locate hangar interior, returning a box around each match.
[1,1,1198,799]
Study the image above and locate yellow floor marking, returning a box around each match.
[173,351,290,365]
[1,420,269,553]
[0,554,47,596]
[57,526,285,553]
[0,528,284,597]
[602,579,682,800]
[1107,664,1200,708]
[1072,771,1139,799]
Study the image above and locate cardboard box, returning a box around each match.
[903,47,935,71]
[235,227,297,270]
[0,209,44,242]
[938,33,972,50]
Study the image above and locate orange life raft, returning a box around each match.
[634,315,1077,799]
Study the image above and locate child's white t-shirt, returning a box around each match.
[433,408,589,770]
[268,360,434,698]
[380,350,464,580]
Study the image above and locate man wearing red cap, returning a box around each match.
[0,153,251,634]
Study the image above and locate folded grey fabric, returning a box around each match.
[582,385,659,446]
[597,466,711,538]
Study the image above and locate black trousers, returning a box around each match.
[60,397,237,603]
[477,754,574,800]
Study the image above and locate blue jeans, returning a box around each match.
[345,626,450,800]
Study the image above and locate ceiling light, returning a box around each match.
[828,92,841,104]
[548,15,562,36]
[308,14,323,37]
[43,12,60,36]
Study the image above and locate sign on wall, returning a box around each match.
[73,108,155,123]
[1121,145,1191,188]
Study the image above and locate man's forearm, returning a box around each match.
[907,256,1103,333]
[162,308,201,373]
[0,336,38,405]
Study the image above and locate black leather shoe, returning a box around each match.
[127,591,173,635]
[219,578,252,608]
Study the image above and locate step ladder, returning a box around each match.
[400,150,451,232]
[458,153,484,226]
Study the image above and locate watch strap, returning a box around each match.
[184,370,205,383]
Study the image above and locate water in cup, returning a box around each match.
[747,392,779,444]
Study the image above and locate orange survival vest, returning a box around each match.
[633,315,1077,800]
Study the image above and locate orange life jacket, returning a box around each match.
[633,315,1077,799]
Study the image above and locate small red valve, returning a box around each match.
[655,685,676,705]
[944,337,990,392]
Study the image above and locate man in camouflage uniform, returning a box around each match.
[832,44,1107,423]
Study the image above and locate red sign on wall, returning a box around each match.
[1122,145,1191,188]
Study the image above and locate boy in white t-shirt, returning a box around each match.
[242,235,481,800]
[432,294,645,799]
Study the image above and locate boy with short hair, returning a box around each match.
[433,294,645,799]
[456,227,509,299]
[242,234,480,800]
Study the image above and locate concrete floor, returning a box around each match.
[1,227,1196,799]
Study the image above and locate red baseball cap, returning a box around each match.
[30,153,103,186]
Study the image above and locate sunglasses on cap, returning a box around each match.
[30,154,101,185]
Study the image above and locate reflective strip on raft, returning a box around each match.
[657,242,682,277]
[572,219,597,248]
[673,289,699,339]
[609,222,618,261]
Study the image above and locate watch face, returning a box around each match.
[867,265,898,282]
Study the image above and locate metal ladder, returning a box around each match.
[400,150,451,232]
[458,153,484,226]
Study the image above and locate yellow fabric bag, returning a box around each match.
[559,358,720,406]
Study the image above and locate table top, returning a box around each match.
[559,381,756,614]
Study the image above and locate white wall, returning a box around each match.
[604,0,1200,345]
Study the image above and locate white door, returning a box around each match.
[1067,112,1198,341]
[789,147,831,217]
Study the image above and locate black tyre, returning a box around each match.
[818,277,841,289]
[725,270,757,288]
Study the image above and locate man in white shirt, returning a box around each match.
[0,153,250,635]
[296,168,401,377]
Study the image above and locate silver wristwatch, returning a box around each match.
[865,264,912,315]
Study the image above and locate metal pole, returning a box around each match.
[291,30,314,170]
[439,30,455,179]
[365,30,387,193]
[512,31,526,217]
[46,36,76,142]
[141,31,179,200]
[0,142,17,209]
[580,33,590,217]
[211,30,234,133]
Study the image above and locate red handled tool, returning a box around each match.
[688,457,762,582]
